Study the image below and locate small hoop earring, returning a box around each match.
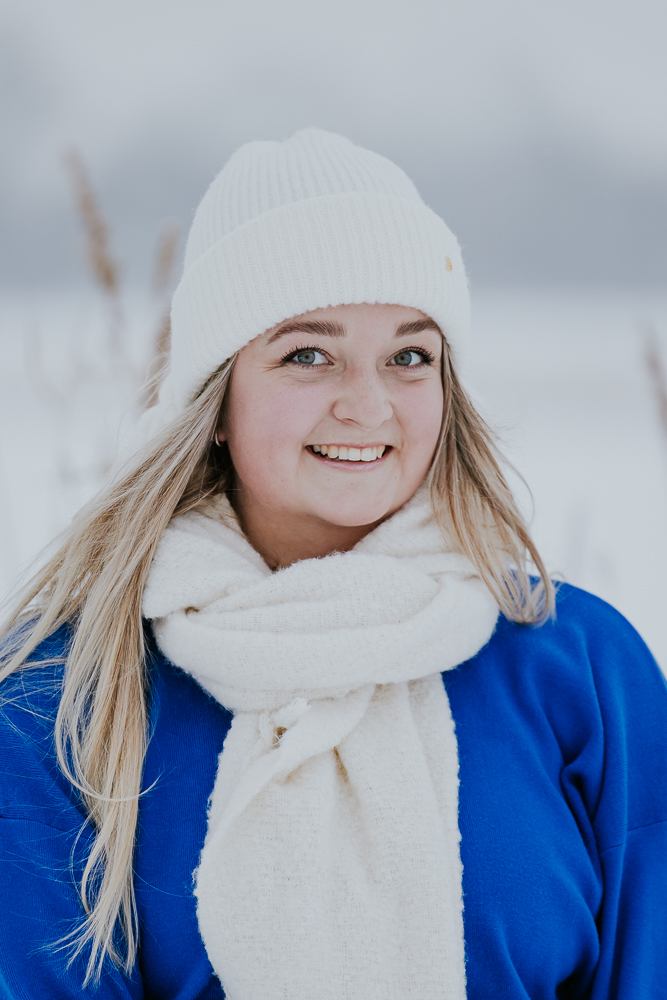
[212,431,223,447]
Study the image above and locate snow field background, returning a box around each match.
[1,287,666,667]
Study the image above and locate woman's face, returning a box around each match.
[219,302,444,564]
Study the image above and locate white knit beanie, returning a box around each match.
[145,128,470,434]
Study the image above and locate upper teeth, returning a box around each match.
[312,444,386,461]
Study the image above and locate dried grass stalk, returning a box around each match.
[152,224,179,296]
[64,149,120,298]
[142,224,179,409]
[645,326,667,446]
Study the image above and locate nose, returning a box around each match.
[332,366,393,430]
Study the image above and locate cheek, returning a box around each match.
[225,378,326,474]
[397,381,444,461]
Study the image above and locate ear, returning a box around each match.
[214,424,227,445]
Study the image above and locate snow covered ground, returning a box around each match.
[1,287,666,666]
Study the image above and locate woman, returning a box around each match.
[1,129,666,999]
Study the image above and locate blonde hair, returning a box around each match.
[0,338,552,984]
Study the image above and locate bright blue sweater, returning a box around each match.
[1,584,667,998]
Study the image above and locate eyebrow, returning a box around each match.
[394,319,443,338]
[267,320,346,344]
[267,316,442,344]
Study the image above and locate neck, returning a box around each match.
[230,492,379,570]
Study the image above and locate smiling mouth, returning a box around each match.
[308,444,389,463]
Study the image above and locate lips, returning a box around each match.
[309,444,388,462]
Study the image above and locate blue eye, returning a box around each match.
[392,350,428,367]
[295,350,319,364]
[286,348,328,366]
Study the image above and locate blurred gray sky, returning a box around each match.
[1,0,666,289]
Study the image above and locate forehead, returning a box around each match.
[262,303,442,346]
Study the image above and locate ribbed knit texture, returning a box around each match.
[142,129,470,432]
[143,489,499,1000]
[182,129,424,269]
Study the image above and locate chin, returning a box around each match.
[311,496,400,530]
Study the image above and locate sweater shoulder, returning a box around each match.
[0,624,87,830]
[0,622,70,733]
[447,583,667,772]
[478,582,661,680]
[0,622,228,764]
[550,582,653,648]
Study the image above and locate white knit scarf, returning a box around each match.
[142,489,499,1000]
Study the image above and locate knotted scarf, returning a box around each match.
[143,489,499,1000]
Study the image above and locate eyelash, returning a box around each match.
[280,343,328,366]
[280,344,436,367]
